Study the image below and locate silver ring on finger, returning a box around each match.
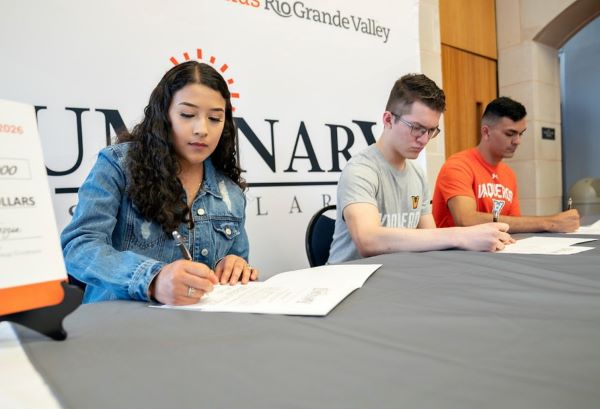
[187,286,196,297]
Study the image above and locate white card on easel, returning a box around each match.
[0,99,67,290]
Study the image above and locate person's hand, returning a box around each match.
[460,222,514,252]
[547,209,580,233]
[150,260,217,305]
[215,255,259,285]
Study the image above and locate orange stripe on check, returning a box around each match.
[0,280,65,315]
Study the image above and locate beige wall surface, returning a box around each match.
[419,0,446,189]
[496,0,593,215]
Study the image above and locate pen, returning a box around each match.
[492,207,500,223]
[491,200,504,223]
[172,230,192,260]
[567,197,572,210]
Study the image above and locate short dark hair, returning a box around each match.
[482,97,527,124]
[385,73,446,116]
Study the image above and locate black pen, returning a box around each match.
[567,197,573,210]
[172,230,192,260]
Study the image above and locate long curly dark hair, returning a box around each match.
[118,61,245,234]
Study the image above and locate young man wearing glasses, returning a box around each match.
[327,74,513,264]
[432,97,579,232]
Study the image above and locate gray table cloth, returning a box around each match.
[16,234,600,409]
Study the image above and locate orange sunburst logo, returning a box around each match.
[169,48,240,112]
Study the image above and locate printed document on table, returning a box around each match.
[567,220,600,235]
[498,236,596,255]
[154,264,381,316]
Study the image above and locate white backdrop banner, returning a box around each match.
[1,0,420,275]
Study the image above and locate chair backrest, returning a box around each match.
[68,275,87,291]
[305,204,337,267]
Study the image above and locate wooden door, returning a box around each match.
[440,0,498,60]
[441,45,497,158]
[440,0,498,158]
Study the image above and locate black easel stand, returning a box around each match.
[0,282,83,341]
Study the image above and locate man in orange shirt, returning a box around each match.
[433,97,579,233]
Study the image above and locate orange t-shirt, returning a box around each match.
[432,148,520,227]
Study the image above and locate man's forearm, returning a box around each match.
[455,211,549,233]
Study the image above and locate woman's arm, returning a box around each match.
[61,148,165,301]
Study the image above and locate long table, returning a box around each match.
[15,234,600,408]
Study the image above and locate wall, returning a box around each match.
[419,0,446,188]
[496,0,600,215]
[560,16,600,200]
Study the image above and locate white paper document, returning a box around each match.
[567,220,600,235]
[498,236,596,255]
[155,264,381,316]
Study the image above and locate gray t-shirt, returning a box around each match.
[328,145,432,264]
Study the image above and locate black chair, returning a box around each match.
[305,204,337,267]
[68,275,87,292]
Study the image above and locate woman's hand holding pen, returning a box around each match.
[150,260,218,305]
[215,255,259,285]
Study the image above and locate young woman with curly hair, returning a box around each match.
[61,61,258,305]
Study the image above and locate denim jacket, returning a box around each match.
[61,143,249,303]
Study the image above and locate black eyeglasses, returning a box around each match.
[390,112,441,140]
